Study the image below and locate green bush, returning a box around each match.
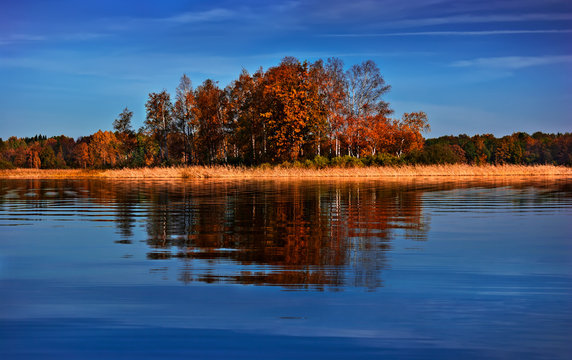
[330,155,365,167]
[420,143,466,164]
[0,159,15,169]
[371,153,401,166]
[303,159,314,168]
[330,156,347,167]
[291,160,305,168]
[312,155,330,168]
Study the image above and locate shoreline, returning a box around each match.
[0,165,570,180]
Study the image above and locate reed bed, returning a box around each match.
[0,164,570,180]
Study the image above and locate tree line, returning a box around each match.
[410,132,572,166]
[0,57,570,169]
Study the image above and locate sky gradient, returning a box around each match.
[1,0,571,138]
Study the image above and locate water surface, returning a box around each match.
[0,178,571,359]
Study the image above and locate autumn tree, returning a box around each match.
[306,60,329,156]
[343,60,392,156]
[145,91,173,163]
[112,107,135,165]
[345,60,391,118]
[74,142,90,168]
[113,107,134,134]
[364,114,393,156]
[322,58,347,157]
[193,79,227,163]
[262,57,326,162]
[173,74,197,164]
[392,112,430,157]
[3,137,27,167]
[227,69,264,162]
[132,132,159,167]
[494,135,523,164]
[472,135,491,164]
[0,57,448,168]
[52,135,76,166]
[88,130,120,168]
[39,145,58,168]
[26,142,41,169]
[262,58,304,161]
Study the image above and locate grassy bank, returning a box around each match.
[0,164,570,180]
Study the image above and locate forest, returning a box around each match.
[0,57,570,169]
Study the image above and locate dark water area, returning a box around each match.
[0,178,571,359]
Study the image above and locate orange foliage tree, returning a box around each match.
[227,69,267,162]
[391,112,430,157]
[88,130,120,168]
[74,142,90,168]
[193,79,227,163]
[262,58,326,162]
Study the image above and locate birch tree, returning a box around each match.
[145,91,173,163]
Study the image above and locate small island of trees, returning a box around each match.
[1,57,570,170]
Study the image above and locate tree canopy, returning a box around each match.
[1,57,569,169]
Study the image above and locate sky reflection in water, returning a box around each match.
[0,179,571,359]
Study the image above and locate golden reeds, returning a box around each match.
[0,164,570,180]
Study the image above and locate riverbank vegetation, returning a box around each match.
[1,165,570,179]
[1,57,570,171]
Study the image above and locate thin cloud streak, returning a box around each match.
[0,34,46,45]
[321,29,572,37]
[159,9,235,24]
[0,32,109,46]
[451,55,572,69]
[99,8,239,33]
[389,13,572,27]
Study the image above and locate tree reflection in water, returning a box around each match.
[138,181,428,290]
[1,178,567,290]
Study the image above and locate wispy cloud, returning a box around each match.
[390,13,572,27]
[8,34,46,41]
[99,8,239,33]
[0,32,109,46]
[0,51,246,81]
[0,34,46,45]
[301,0,448,21]
[159,8,235,24]
[451,55,572,69]
[61,33,109,41]
[321,29,572,37]
[243,50,434,61]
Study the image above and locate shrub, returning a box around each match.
[0,159,15,169]
[330,155,365,168]
[312,155,330,168]
[303,159,314,168]
[372,153,401,166]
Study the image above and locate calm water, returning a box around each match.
[0,178,571,359]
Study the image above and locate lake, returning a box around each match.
[0,178,571,359]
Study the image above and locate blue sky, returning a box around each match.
[1,0,571,138]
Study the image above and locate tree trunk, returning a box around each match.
[263,123,267,156]
[251,134,256,161]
